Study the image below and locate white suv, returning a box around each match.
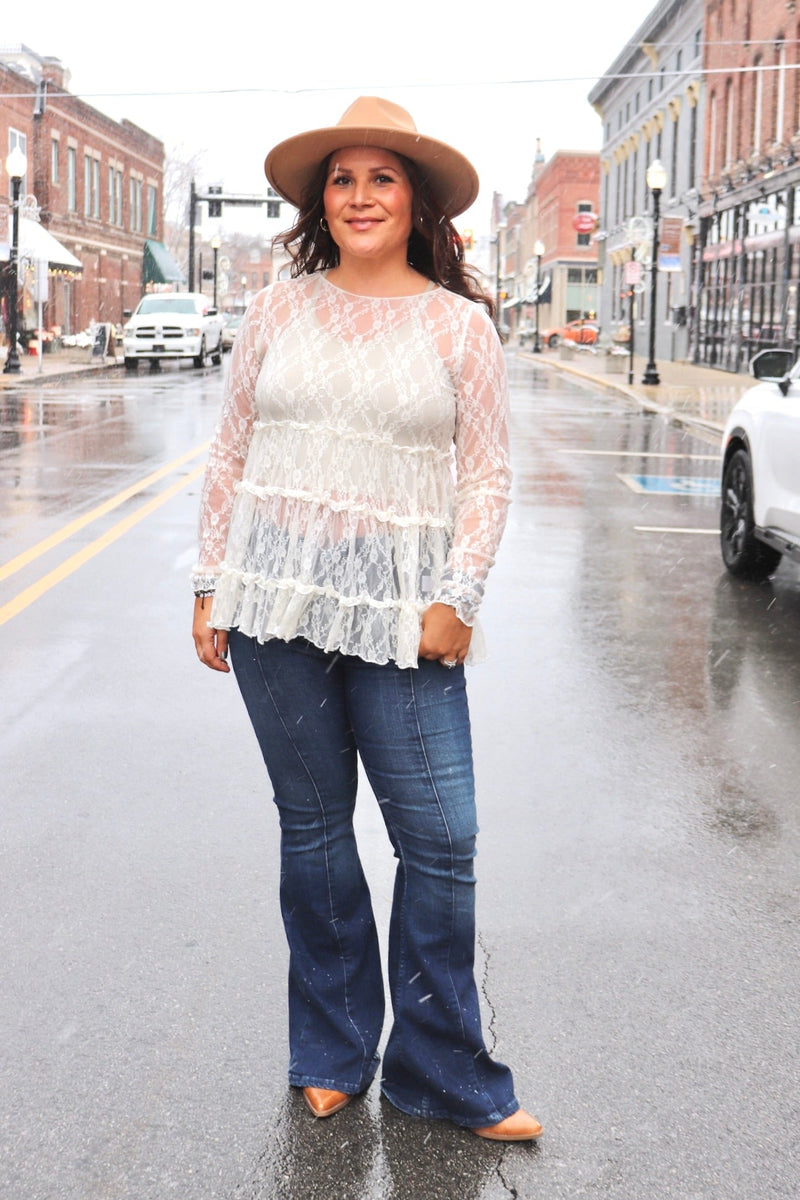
[720,348,800,578]
[123,293,224,371]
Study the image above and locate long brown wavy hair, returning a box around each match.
[273,153,495,318]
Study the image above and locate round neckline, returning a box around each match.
[320,271,437,300]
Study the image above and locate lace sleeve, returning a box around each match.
[192,293,270,588]
[433,307,512,624]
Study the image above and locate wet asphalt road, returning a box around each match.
[1,355,799,1200]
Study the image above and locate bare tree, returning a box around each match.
[163,144,206,260]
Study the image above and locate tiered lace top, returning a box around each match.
[193,272,511,669]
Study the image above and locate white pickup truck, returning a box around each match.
[123,293,224,370]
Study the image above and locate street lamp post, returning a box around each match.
[533,239,545,353]
[3,146,27,375]
[642,158,667,386]
[210,236,221,308]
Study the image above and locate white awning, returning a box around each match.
[3,218,84,273]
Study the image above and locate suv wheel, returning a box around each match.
[193,338,207,369]
[720,448,782,579]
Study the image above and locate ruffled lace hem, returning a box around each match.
[209,571,486,669]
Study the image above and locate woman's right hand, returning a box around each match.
[193,596,230,673]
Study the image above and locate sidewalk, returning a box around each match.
[517,343,753,434]
[0,347,123,388]
[1,340,753,436]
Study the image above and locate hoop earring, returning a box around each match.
[319,217,329,233]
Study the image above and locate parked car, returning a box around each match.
[539,319,599,349]
[720,348,800,578]
[221,313,243,351]
[122,293,224,370]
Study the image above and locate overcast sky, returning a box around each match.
[7,0,656,235]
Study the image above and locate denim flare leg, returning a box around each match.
[228,631,519,1128]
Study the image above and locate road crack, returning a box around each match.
[477,930,498,1055]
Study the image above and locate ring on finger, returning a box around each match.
[443,658,458,669]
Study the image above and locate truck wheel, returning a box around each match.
[193,338,207,369]
[211,341,222,366]
[124,357,137,372]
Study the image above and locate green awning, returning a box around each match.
[143,239,185,285]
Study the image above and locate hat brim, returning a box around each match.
[265,126,479,219]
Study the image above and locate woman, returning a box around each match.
[192,97,542,1142]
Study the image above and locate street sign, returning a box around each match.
[659,217,684,271]
[32,258,48,303]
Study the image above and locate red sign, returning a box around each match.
[572,212,598,234]
[624,260,642,285]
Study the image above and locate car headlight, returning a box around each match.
[124,324,134,336]
[185,327,201,337]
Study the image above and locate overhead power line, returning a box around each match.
[1,59,800,106]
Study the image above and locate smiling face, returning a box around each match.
[322,146,415,268]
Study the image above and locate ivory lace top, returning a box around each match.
[193,272,511,669]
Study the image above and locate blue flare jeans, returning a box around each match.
[227,631,518,1127]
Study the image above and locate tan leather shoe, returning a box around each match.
[302,1087,352,1118]
[473,1108,543,1141]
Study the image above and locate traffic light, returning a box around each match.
[208,185,223,218]
[266,188,281,220]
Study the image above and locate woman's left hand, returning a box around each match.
[418,602,472,667]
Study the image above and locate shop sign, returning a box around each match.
[572,211,598,234]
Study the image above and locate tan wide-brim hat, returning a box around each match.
[264,96,479,218]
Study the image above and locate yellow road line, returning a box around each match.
[0,442,209,583]
[0,463,206,627]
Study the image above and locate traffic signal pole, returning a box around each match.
[188,183,282,293]
[188,180,197,292]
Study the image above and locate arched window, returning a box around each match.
[753,55,763,151]
[725,78,735,167]
[775,40,787,144]
[708,91,718,178]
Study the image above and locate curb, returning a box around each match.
[0,359,125,389]
[516,349,727,438]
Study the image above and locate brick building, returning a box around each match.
[493,195,526,334]
[1,45,177,339]
[492,146,600,338]
[534,151,601,330]
[696,0,800,370]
